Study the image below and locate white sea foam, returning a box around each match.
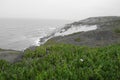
[0,19,71,50]
[54,25,97,36]
[34,38,40,46]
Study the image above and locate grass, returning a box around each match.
[0,43,120,80]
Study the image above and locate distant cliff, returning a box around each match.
[45,16,120,46]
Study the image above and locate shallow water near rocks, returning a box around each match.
[0,18,71,50]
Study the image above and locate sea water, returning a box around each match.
[0,18,71,50]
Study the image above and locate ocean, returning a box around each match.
[0,18,71,50]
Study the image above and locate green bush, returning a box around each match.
[0,44,120,80]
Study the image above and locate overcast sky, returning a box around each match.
[0,0,120,20]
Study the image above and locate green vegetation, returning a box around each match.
[0,43,120,80]
[114,28,120,33]
[74,37,81,42]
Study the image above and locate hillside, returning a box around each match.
[0,16,120,80]
[0,43,119,80]
[45,16,120,46]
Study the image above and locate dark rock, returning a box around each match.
[0,50,23,63]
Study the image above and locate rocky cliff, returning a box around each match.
[45,16,120,46]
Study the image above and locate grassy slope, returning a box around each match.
[0,43,120,80]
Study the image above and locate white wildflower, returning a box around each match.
[80,59,84,62]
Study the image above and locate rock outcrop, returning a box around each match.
[0,50,23,63]
[45,16,120,46]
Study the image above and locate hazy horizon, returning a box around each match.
[0,0,120,20]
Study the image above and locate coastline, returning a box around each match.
[0,16,120,63]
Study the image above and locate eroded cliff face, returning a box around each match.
[45,16,120,46]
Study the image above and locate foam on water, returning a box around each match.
[0,18,98,50]
[9,25,97,49]
[0,19,71,50]
[30,37,40,46]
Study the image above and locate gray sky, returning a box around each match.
[0,0,120,20]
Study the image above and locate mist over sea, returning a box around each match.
[0,18,71,50]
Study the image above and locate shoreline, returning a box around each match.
[0,16,120,63]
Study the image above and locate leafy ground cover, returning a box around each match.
[0,43,120,80]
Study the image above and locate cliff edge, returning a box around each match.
[45,16,120,46]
